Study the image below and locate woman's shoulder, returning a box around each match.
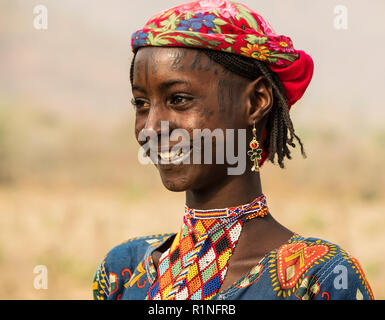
[92,233,175,300]
[267,233,375,300]
[105,233,175,262]
[99,233,175,272]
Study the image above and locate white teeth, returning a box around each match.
[158,148,191,163]
[159,150,176,160]
[158,150,179,160]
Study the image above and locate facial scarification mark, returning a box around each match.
[227,81,234,117]
[191,51,226,76]
[144,54,150,86]
[217,77,245,120]
[134,59,142,83]
[150,51,158,75]
[169,49,187,71]
[203,57,215,72]
[190,51,203,70]
[190,51,214,72]
[167,181,176,189]
[180,177,187,184]
[200,105,215,122]
[197,120,205,129]
[221,65,230,75]
[217,79,230,114]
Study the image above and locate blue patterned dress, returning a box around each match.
[92,233,374,300]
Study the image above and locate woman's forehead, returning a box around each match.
[136,46,197,61]
[134,46,217,74]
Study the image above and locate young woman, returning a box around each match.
[92,0,374,300]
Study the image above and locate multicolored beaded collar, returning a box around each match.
[183,194,268,237]
[146,194,269,300]
[184,194,268,219]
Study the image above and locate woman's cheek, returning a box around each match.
[134,116,146,141]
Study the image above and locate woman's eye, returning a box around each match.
[169,95,192,107]
[131,98,149,110]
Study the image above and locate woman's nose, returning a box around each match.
[144,105,164,136]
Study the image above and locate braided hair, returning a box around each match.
[129,48,306,169]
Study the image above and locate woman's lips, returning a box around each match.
[159,146,192,164]
[146,145,193,165]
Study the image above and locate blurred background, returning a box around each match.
[0,0,384,299]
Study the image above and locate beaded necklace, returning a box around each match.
[146,194,269,300]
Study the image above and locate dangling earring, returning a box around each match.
[247,120,262,172]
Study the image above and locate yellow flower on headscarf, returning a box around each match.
[240,43,270,60]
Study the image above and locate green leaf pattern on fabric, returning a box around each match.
[234,3,261,32]
[245,35,268,45]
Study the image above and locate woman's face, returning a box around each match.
[131,46,251,192]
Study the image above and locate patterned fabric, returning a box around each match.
[130,0,314,167]
[146,194,268,300]
[131,0,298,67]
[92,233,374,300]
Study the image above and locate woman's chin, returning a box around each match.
[157,162,225,192]
[157,165,192,192]
[160,177,190,192]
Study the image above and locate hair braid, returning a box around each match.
[269,106,279,164]
[129,53,136,85]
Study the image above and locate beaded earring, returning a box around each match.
[247,120,262,172]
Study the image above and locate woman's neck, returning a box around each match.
[185,171,263,210]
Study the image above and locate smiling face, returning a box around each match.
[131,47,257,192]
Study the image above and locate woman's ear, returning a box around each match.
[244,76,273,127]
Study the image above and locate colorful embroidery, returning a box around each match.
[93,258,109,300]
[277,243,329,289]
[295,275,320,300]
[108,272,118,294]
[341,251,375,300]
[356,288,364,300]
[321,291,330,300]
[128,261,147,288]
[93,232,374,300]
[268,237,338,298]
[146,194,269,300]
[121,268,133,288]
[233,263,263,288]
